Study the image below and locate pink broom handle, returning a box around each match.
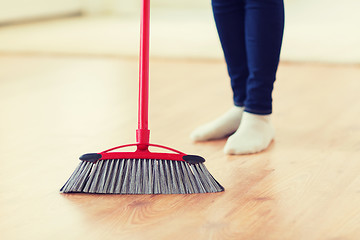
[136,0,151,150]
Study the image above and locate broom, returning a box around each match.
[60,0,224,194]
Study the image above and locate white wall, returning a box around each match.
[82,0,209,16]
[151,0,209,9]
[0,0,81,23]
[82,0,139,15]
[0,0,209,22]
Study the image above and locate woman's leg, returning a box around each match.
[191,0,247,141]
[244,0,284,114]
[225,0,285,154]
[212,0,248,108]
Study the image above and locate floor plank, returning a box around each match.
[0,55,359,240]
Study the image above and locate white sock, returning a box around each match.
[224,112,274,155]
[190,106,244,142]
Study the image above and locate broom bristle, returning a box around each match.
[60,159,224,194]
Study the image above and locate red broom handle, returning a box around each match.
[136,0,151,149]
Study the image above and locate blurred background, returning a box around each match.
[0,0,359,63]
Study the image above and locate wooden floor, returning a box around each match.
[0,54,359,240]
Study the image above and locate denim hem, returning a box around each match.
[234,102,244,107]
[244,107,272,115]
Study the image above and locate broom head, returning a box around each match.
[60,143,224,194]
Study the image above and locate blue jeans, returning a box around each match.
[212,0,284,115]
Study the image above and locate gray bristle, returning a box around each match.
[60,159,224,194]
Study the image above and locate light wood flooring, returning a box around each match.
[0,54,359,240]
